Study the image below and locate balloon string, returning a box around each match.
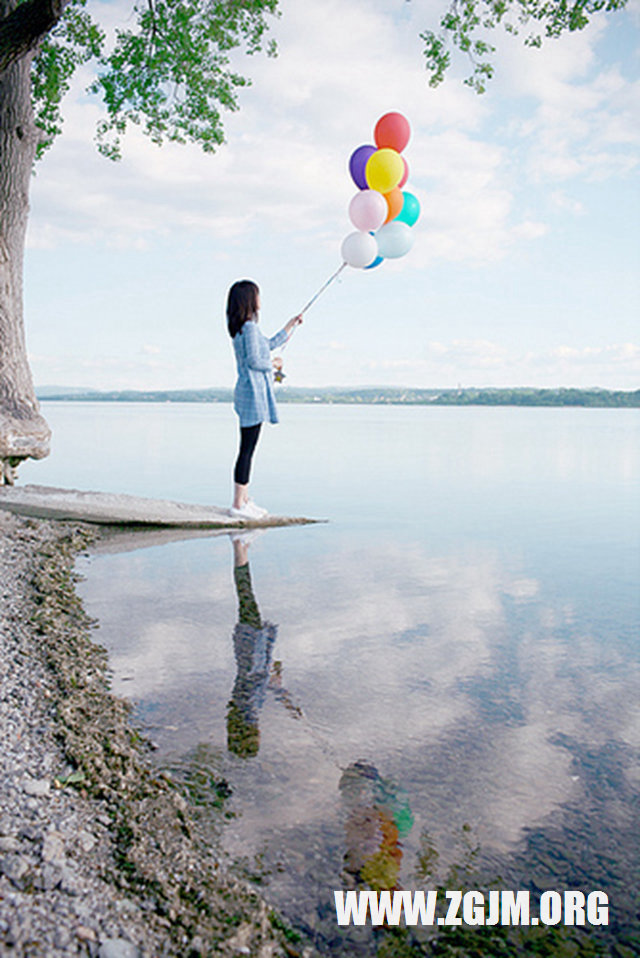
[277,262,347,365]
[299,261,347,315]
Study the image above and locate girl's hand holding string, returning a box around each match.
[285,314,303,337]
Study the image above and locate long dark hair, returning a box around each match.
[227,280,259,338]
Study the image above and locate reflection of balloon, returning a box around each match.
[365,148,404,193]
[383,188,403,223]
[349,145,377,190]
[375,221,414,259]
[399,157,409,189]
[374,112,411,153]
[341,231,378,268]
[349,190,387,231]
[396,192,421,227]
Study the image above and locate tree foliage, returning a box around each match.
[31,0,103,159]
[29,0,279,160]
[420,0,629,93]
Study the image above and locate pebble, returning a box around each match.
[76,924,98,942]
[23,776,51,797]
[78,828,97,852]
[35,863,62,891]
[42,830,65,864]
[0,854,29,887]
[59,864,82,896]
[0,814,14,836]
[99,938,140,958]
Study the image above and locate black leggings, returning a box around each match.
[234,423,262,485]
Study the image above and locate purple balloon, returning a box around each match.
[349,144,376,190]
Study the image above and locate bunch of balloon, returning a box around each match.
[341,112,421,270]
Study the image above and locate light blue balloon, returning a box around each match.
[375,221,413,259]
[396,192,421,227]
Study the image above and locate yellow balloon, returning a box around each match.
[365,148,404,193]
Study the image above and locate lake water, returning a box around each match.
[24,402,640,954]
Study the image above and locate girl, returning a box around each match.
[227,280,302,518]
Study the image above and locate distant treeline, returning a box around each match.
[37,386,640,407]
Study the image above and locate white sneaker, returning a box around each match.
[246,498,268,518]
[229,500,268,520]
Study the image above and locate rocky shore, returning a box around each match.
[0,512,308,958]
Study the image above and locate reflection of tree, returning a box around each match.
[415,830,440,884]
[413,823,480,889]
[339,761,413,892]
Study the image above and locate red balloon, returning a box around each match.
[399,156,409,188]
[374,112,411,153]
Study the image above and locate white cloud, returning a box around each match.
[495,20,640,185]
[550,190,585,215]
[30,339,640,391]
[361,340,640,388]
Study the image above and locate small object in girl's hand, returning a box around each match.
[274,368,286,383]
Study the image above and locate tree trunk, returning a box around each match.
[0,37,50,484]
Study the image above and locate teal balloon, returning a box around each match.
[365,255,384,270]
[397,192,421,227]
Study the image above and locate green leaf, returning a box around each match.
[421,0,629,92]
[54,769,87,787]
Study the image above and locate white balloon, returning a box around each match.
[348,190,387,232]
[375,221,414,259]
[341,231,378,269]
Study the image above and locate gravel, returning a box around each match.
[0,513,150,956]
[0,512,307,958]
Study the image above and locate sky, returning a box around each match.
[24,0,640,391]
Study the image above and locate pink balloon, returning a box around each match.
[348,190,387,232]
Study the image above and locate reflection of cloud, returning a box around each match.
[80,533,640,865]
[429,722,576,854]
[503,578,539,600]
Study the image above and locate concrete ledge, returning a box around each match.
[0,484,318,528]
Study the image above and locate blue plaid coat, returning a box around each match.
[232,319,288,427]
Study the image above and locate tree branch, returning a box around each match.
[0,0,71,74]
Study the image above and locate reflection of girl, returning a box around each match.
[227,536,277,758]
[227,535,303,756]
[227,280,302,519]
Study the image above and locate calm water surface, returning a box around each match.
[25,403,640,953]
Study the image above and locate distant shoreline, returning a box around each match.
[37,386,640,408]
